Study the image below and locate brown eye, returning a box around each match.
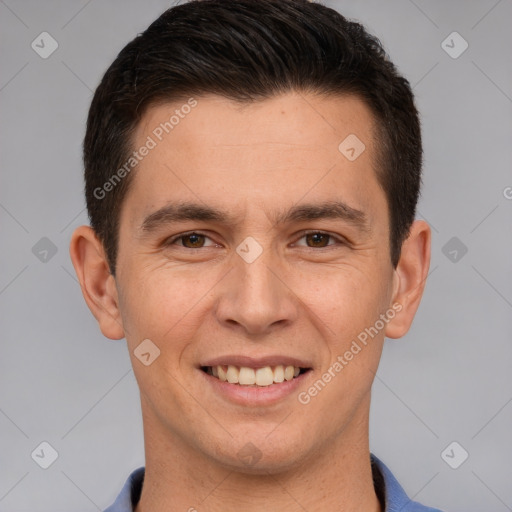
[305,232,331,248]
[180,232,206,248]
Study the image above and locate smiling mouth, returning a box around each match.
[201,365,312,387]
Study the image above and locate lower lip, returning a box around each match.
[198,368,313,407]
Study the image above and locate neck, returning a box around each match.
[135,394,382,512]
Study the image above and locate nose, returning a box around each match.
[214,244,299,336]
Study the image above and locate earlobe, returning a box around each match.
[69,225,125,340]
[385,220,431,339]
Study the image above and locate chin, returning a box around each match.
[209,431,310,475]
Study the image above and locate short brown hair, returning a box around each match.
[84,0,422,275]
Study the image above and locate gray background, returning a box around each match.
[1,0,511,510]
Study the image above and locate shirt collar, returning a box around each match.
[104,454,442,512]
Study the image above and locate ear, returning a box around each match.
[69,225,125,340]
[385,220,431,339]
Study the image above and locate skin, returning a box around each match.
[70,92,430,512]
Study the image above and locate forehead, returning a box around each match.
[122,92,384,228]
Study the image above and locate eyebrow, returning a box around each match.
[139,200,370,235]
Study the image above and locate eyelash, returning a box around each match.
[164,230,346,250]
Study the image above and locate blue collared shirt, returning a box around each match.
[104,453,443,511]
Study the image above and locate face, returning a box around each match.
[110,92,401,473]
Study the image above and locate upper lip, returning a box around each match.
[200,355,313,369]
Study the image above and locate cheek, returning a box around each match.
[293,265,389,415]
[293,262,389,337]
[118,267,216,350]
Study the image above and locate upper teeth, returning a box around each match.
[208,365,301,386]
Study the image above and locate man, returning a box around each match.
[69,1,440,510]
